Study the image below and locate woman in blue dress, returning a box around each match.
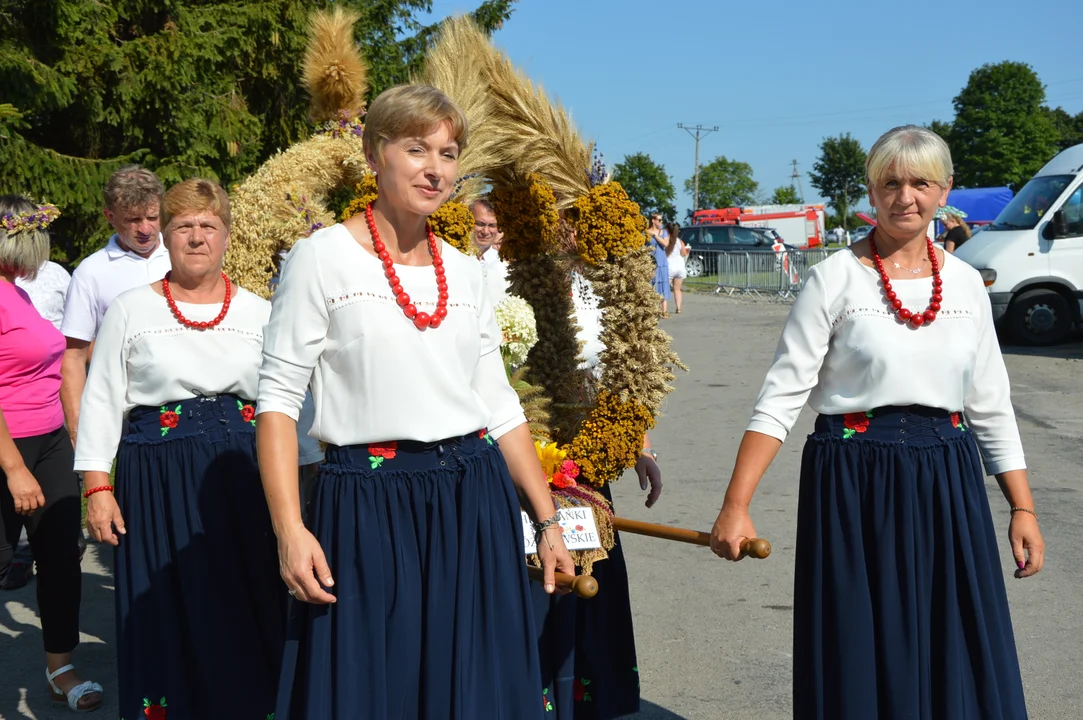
[646,212,671,317]
[256,85,574,719]
[710,125,1043,719]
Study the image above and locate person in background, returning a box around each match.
[0,196,103,712]
[645,212,671,317]
[0,260,74,591]
[939,206,972,253]
[60,165,169,449]
[77,179,319,718]
[711,125,1040,719]
[666,222,689,314]
[471,196,509,306]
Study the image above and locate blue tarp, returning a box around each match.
[944,187,1014,223]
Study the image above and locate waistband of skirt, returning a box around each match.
[126,394,256,441]
[814,405,969,444]
[324,429,495,471]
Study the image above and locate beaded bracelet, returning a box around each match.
[83,485,115,499]
[1010,507,1037,520]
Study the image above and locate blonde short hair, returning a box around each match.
[866,125,954,187]
[161,178,232,232]
[362,85,468,164]
[0,195,50,280]
[103,165,164,213]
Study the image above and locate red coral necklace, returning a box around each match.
[365,203,448,330]
[869,231,941,328]
[163,271,232,329]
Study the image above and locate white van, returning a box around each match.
[955,144,1083,345]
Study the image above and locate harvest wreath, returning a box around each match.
[226,11,683,573]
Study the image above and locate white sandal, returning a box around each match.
[46,664,103,712]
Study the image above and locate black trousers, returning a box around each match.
[0,426,82,653]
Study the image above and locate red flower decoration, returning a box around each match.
[573,677,592,702]
[478,429,488,439]
[560,459,580,479]
[240,404,256,422]
[551,472,577,489]
[843,412,870,433]
[143,698,167,719]
[951,412,962,428]
[575,524,584,532]
[368,442,398,459]
[159,411,179,429]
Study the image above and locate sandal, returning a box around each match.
[47,664,103,712]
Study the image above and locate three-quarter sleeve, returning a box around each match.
[73,300,131,473]
[470,279,526,439]
[964,288,1026,475]
[257,238,329,421]
[746,267,832,441]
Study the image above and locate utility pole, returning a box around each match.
[678,123,719,213]
[791,159,805,204]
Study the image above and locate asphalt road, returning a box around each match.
[1,291,1080,719]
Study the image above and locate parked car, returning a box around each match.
[677,224,796,277]
[850,225,873,243]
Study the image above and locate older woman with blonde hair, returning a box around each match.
[0,196,103,712]
[76,178,320,719]
[710,125,1041,719]
[257,84,573,718]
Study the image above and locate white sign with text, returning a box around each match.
[521,507,602,554]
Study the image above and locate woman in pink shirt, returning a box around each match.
[0,196,103,712]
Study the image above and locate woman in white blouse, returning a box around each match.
[710,126,1043,719]
[256,85,573,719]
[77,179,320,719]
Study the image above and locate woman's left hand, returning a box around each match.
[535,526,575,594]
[1009,512,1045,578]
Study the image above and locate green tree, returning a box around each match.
[769,185,801,205]
[926,119,953,143]
[809,133,866,229]
[0,0,515,262]
[949,61,1059,189]
[612,152,676,221]
[1044,107,1083,152]
[683,156,758,216]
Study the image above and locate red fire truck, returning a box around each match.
[691,204,826,248]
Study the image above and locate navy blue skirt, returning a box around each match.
[794,406,1027,719]
[114,395,285,720]
[533,484,640,719]
[275,431,543,720]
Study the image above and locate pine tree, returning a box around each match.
[0,0,515,262]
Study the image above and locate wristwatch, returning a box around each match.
[641,448,658,460]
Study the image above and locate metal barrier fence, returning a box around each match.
[684,247,842,299]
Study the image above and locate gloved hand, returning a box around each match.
[634,453,663,508]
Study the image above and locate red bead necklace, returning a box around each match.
[365,203,448,330]
[163,271,232,329]
[869,231,942,328]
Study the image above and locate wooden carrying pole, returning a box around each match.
[526,566,599,599]
[611,517,772,559]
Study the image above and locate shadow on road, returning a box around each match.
[0,543,118,720]
[630,699,693,719]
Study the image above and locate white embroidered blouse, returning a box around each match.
[747,248,1026,475]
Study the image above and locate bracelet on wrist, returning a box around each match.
[83,485,114,499]
[1010,507,1037,520]
[642,448,658,460]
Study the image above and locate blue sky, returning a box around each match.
[422,0,1083,219]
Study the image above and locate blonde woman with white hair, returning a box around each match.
[709,125,1041,719]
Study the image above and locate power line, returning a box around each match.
[677,123,718,213]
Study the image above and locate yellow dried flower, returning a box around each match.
[571,182,648,265]
[340,173,378,221]
[429,200,476,254]
[569,390,655,488]
[489,175,560,262]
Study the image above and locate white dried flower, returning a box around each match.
[495,294,539,368]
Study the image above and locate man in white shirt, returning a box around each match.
[60,165,170,447]
[470,197,508,306]
[15,261,71,331]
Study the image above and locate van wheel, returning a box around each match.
[686,258,704,278]
[1006,289,1072,345]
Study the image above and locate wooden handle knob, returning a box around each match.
[526,566,599,599]
[740,537,772,559]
